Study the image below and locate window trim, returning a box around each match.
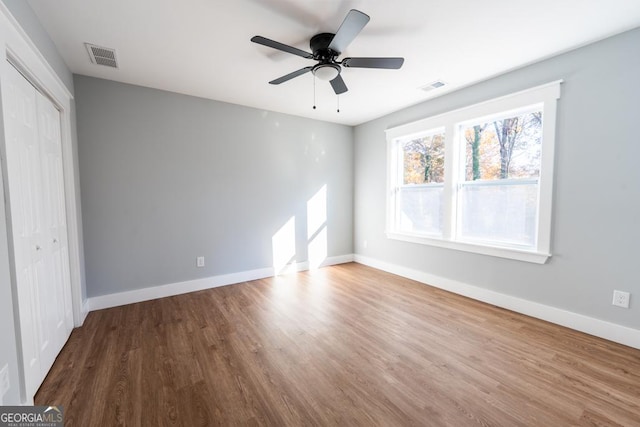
[385,81,562,264]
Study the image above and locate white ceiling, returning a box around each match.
[27,0,640,126]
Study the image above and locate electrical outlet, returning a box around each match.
[196,256,205,268]
[363,240,368,249]
[612,290,630,308]
[0,363,9,397]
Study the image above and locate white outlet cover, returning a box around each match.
[612,290,630,308]
[196,256,205,267]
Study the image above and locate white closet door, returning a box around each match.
[2,62,43,396]
[2,63,73,398]
[35,89,73,373]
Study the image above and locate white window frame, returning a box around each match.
[393,126,446,238]
[386,81,562,264]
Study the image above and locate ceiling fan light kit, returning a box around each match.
[251,9,404,108]
[312,63,340,81]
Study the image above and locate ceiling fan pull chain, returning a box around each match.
[337,95,340,113]
[313,75,316,110]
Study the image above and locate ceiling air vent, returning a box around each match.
[420,80,446,92]
[85,43,118,68]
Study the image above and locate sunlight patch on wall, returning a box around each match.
[308,228,328,269]
[307,185,327,269]
[307,185,327,239]
[272,216,296,275]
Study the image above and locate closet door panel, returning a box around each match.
[2,64,44,396]
[2,63,74,398]
[36,89,73,373]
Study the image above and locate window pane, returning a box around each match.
[462,110,542,181]
[397,185,443,235]
[459,182,538,247]
[402,132,445,184]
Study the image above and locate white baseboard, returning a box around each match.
[86,254,354,312]
[79,300,89,325]
[354,254,640,350]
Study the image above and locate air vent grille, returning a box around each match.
[85,43,118,68]
[420,80,446,92]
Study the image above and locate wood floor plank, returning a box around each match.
[35,263,640,426]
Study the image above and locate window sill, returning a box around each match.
[386,232,550,264]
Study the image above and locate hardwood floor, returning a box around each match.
[36,263,640,426]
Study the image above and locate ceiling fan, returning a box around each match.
[251,9,404,95]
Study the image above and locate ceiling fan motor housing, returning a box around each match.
[310,33,339,59]
[309,33,342,81]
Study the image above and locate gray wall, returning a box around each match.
[354,27,640,329]
[0,0,84,405]
[75,76,353,298]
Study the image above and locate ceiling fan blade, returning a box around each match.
[251,36,313,59]
[328,9,370,54]
[269,66,313,85]
[330,74,348,95]
[342,57,404,69]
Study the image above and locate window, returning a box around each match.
[395,129,445,236]
[457,107,542,247]
[386,81,561,263]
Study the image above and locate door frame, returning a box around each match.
[0,3,85,401]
